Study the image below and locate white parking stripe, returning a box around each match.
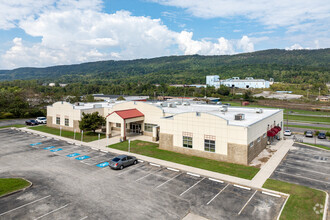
[233,184,251,190]
[138,160,144,163]
[100,150,107,153]
[262,191,281,198]
[0,195,51,216]
[80,216,88,220]
[180,177,205,196]
[281,163,330,176]
[275,171,330,185]
[238,190,257,215]
[135,167,163,182]
[156,173,182,189]
[116,163,145,176]
[187,172,200,177]
[149,163,161,167]
[208,178,224,183]
[167,167,179,172]
[34,203,70,220]
[207,184,229,205]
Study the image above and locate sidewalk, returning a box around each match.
[18,127,292,190]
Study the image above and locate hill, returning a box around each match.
[0,49,329,84]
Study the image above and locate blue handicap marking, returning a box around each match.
[30,142,42,146]
[96,162,109,168]
[50,148,63,152]
[75,155,90,161]
[44,146,55,150]
[66,153,80,157]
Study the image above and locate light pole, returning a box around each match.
[74,129,76,140]
[81,130,83,142]
[60,127,62,137]
[128,139,131,153]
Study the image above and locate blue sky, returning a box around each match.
[0,0,329,69]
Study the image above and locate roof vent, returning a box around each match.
[219,105,228,112]
[160,102,168,107]
[235,113,245,120]
[168,103,177,108]
[256,108,263,113]
[183,102,190,106]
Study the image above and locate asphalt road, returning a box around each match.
[0,128,286,220]
[284,134,330,148]
[0,119,30,127]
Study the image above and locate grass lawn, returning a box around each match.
[0,178,31,197]
[302,143,330,151]
[263,179,326,220]
[286,124,330,132]
[29,125,105,142]
[0,124,26,129]
[284,114,330,124]
[108,140,259,180]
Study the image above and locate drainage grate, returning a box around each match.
[313,156,328,161]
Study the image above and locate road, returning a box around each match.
[284,134,330,148]
[0,118,30,127]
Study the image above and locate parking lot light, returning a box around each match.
[74,129,76,140]
[128,139,130,153]
[60,127,62,137]
[81,130,83,142]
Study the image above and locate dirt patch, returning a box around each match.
[258,157,270,163]
[267,149,277,153]
[136,142,153,146]
[252,164,261,169]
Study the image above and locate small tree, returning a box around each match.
[79,112,105,133]
[117,96,126,101]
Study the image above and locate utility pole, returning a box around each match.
[319,87,321,97]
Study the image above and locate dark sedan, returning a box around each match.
[25,120,39,126]
[318,132,326,139]
[109,155,138,170]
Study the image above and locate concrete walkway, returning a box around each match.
[18,127,292,190]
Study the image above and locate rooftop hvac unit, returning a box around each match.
[219,105,228,112]
[175,101,182,105]
[93,104,102,108]
[160,102,168,107]
[256,108,263,113]
[235,113,245,120]
[183,102,190,106]
[168,103,177,108]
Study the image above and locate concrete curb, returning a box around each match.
[322,190,329,220]
[0,177,33,198]
[294,142,330,152]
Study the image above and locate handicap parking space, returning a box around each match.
[82,152,117,166]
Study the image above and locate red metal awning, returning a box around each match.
[106,108,144,119]
[267,130,276,137]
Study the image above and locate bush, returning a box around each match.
[326,131,330,137]
[315,130,320,135]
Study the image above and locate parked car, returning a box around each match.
[284,130,292,136]
[318,132,326,139]
[109,155,138,170]
[25,120,39,126]
[36,117,47,124]
[305,130,313,138]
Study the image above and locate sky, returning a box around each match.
[0,0,329,69]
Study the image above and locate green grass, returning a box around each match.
[263,179,326,220]
[0,178,31,197]
[108,140,259,180]
[29,125,105,142]
[301,143,330,151]
[284,115,330,124]
[285,109,330,116]
[0,124,26,129]
[286,124,330,131]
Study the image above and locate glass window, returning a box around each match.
[204,139,215,152]
[144,123,157,132]
[249,142,254,148]
[183,136,193,148]
[65,118,69,126]
[122,157,127,161]
[263,133,267,138]
[116,123,121,128]
[257,137,261,142]
[56,117,60,125]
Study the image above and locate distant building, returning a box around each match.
[317,96,329,102]
[206,76,271,89]
[49,83,55,87]
[59,84,68,87]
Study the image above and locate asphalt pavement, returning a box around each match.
[0,119,30,127]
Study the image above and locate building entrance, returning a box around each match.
[130,123,141,134]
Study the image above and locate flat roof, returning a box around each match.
[157,104,281,127]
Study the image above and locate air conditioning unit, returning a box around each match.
[235,113,245,120]
[183,102,190,106]
[168,103,177,108]
[219,105,228,112]
[160,102,168,107]
[256,108,263,113]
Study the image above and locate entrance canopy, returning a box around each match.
[107,108,144,119]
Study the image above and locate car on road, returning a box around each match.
[318,132,326,139]
[305,130,313,138]
[25,119,39,126]
[109,155,138,170]
[284,130,292,136]
[36,117,47,124]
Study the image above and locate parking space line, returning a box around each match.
[149,163,161,167]
[138,160,144,163]
[275,171,330,185]
[116,163,145,176]
[156,173,182,189]
[237,190,257,215]
[281,163,330,176]
[167,167,179,172]
[233,184,251,190]
[180,177,205,196]
[262,191,281,198]
[206,184,229,205]
[135,167,163,182]
[80,216,88,220]
[0,195,51,216]
[187,172,200,177]
[34,203,70,220]
[208,178,224,183]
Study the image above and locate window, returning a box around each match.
[204,139,215,152]
[263,133,267,138]
[257,137,261,142]
[116,123,121,128]
[56,117,60,125]
[249,142,254,148]
[144,123,157,132]
[65,118,69,126]
[122,157,127,161]
[183,136,193,148]
[196,112,201,116]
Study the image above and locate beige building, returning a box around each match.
[47,101,283,165]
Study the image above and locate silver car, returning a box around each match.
[109,155,138,170]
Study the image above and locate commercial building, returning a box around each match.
[206,75,272,89]
[47,101,283,165]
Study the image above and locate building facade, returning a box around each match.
[206,76,271,89]
[47,101,283,165]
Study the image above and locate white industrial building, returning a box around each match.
[47,100,283,165]
[206,75,271,89]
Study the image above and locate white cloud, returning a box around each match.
[237,36,254,52]
[285,43,304,50]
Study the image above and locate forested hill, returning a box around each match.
[0,49,329,84]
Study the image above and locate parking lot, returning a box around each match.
[0,128,287,220]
